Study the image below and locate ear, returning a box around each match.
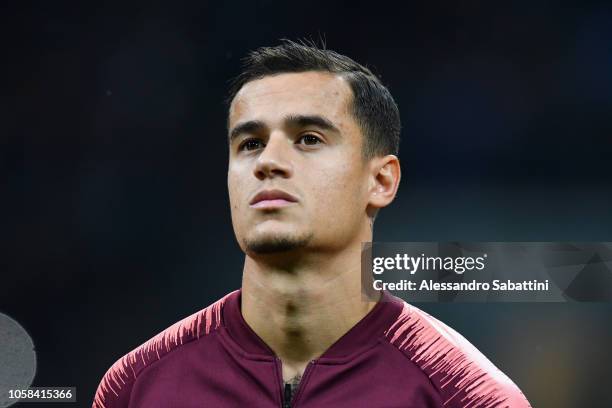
[367,155,401,211]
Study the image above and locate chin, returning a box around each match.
[243,230,313,255]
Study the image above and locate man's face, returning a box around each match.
[227,71,371,256]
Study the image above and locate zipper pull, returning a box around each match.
[283,382,292,408]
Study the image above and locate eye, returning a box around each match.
[297,133,323,146]
[239,138,265,151]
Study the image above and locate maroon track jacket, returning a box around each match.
[93,289,531,407]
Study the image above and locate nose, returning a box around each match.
[253,132,293,180]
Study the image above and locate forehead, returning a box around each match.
[229,71,353,127]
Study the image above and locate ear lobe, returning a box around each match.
[368,155,401,209]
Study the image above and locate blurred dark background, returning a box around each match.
[2,1,611,407]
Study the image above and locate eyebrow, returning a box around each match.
[229,120,266,143]
[229,114,340,143]
[285,114,340,133]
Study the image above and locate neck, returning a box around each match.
[240,234,379,381]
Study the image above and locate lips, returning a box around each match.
[249,189,298,209]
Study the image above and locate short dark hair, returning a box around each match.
[227,40,401,159]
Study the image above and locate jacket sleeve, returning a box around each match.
[386,301,532,408]
[92,355,137,408]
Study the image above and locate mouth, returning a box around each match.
[249,189,298,209]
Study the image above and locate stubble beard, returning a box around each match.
[243,231,314,255]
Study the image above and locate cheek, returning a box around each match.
[227,170,250,242]
[309,159,365,215]
[227,167,247,215]
[227,174,237,208]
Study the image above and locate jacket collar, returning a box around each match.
[222,288,404,363]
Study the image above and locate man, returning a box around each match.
[93,41,531,407]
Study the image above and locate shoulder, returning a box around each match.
[383,298,532,408]
[92,291,236,408]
